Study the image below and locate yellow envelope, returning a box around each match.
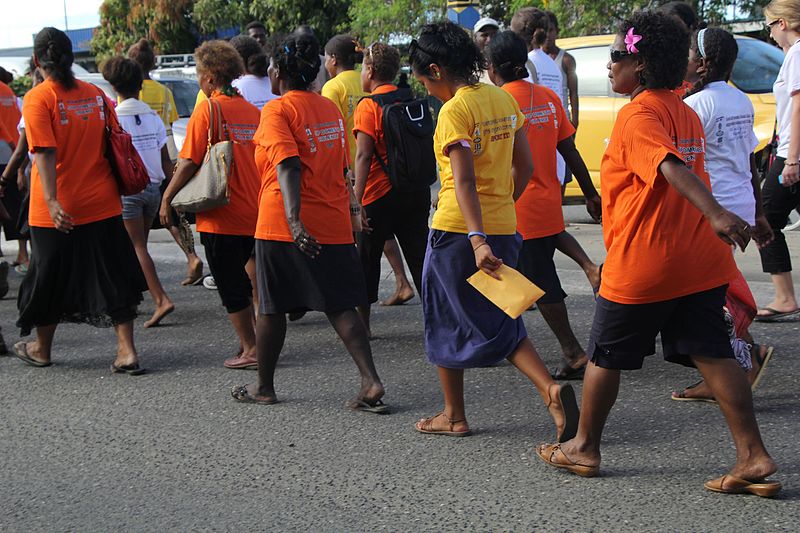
[467,264,545,319]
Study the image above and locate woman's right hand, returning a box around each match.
[708,209,751,252]
[47,199,74,233]
[781,162,800,186]
[473,241,503,279]
[159,198,172,227]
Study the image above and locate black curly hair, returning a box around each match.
[684,28,738,98]
[128,39,156,73]
[272,33,322,91]
[409,20,485,84]
[102,56,143,97]
[619,11,689,90]
[658,1,703,32]
[34,27,75,89]
[325,34,363,70]
[486,31,529,83]
[230,35,268,77]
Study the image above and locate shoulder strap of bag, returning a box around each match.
[206,97,215,148]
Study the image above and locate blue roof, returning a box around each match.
[65,27,95,53]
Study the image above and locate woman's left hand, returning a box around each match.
[586,195,602,222]
[159,198,173,228]
[752,214,774,249]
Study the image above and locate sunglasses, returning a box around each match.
[609,48,634,63]
[765,19,781,31]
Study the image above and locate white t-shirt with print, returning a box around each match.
[685,81,759,225]
[525,49,567,183]
[116,99,168,185]
[775,40,800,158]
[232,74,277,111]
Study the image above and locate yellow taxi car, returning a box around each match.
[558,34,783,201]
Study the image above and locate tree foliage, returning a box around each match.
[91,0,195,62]
[346,0,445,44]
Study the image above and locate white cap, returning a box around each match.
[473,17,500,33]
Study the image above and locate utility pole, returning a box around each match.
[64,0,69,30]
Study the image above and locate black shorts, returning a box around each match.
[517,235,567,304]
[589,285,733,370]
[200,233,254,314]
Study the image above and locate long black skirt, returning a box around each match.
[256,239,368,315]
[17,216,147,336]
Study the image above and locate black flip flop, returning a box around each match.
[230,385,278,405]
[754,307,800,323]
[13,341,52,368]
[346,398,390,414]
[558,384,579,443]
[551,361,586,381]
[111,362,146,375]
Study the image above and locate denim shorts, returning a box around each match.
[122,182,161,220]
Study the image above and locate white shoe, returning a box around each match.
[203,275,217,290]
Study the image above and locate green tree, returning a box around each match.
[91,0,195,62]
[346,0,445,44]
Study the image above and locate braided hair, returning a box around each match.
[325,35,363,70]
[409,21,485,84]
[684,28,738,98]
[33,27,75,89]
[272,33,322,91]
[486,31,529,83]
[619,11,689,90]
[230,35,268,77]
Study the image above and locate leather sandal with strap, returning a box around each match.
[536,443,599,478]
[704,474,781,498]
[414,411,471,437]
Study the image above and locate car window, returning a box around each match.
[569,46,613,97]
[731,38,783,94]
[160,80,200,118]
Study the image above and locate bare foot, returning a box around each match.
[144,301,175,328]
[729,456,778,483]
[246,383,277,402]
[181,258,204,286]
[113,347,139,369]
[552,438,601,469]
[17,341,51,365]
[756,299,799,317]
[381,282,414,306]
[356,381,385,406]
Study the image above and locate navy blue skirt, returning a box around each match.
[422,230,527,369]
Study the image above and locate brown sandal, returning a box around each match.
[414,412,470,437]
[704,474,781,498]
[536,443,599,478]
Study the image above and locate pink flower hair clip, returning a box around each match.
[625,27,643,54]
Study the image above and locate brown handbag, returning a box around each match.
[95,90,150,196]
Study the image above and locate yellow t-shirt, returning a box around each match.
[196,88,207,108]
[321,69,365,165]
[136,79,179,130]
[432,83,525,235]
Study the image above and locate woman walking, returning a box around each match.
[231,32,386,411]
[160,40,261,370]
[103,56,175,328]
[754,0,800,321]
[353,42,430,335]
[230,35,277,111]
[536,12,780,497]
[410,21,578,441]
[14,28,146,373]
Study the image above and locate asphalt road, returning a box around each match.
[1,211,799,531]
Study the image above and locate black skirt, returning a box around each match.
[17,216,147,336]
[255,239,368,315]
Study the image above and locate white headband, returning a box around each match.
[697,28,708,58]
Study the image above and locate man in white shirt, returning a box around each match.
[474,17,500,85]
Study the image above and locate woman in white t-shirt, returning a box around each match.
[757,0,800,322]
[103,57,175,328]
[230,35,277,111]
[672,28,776,403]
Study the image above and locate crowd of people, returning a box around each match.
[1,0,796,497]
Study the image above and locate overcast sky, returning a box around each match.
[1,1,102,49]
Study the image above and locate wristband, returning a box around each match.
[467,231,487,240]
[784,161,799,166]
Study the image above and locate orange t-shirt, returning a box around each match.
[179,93,260,236]
[599,89,737,304]
[253,90,352,244]
[23,79,121,228]
[673,80,694,98]
[504,80,575,239]
[0,81,20,146]
[352,84,395,205]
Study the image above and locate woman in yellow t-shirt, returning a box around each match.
[409,21,579,441]
[321,34,364,165]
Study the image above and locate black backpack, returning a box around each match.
[364,88,437,192]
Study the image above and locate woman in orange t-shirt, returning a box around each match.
[12,28,146,373]
[487,30,601,381]
[230,33,386,412]
[160,41,261,370]
[352,43,431,334]
[536,12,781,496]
